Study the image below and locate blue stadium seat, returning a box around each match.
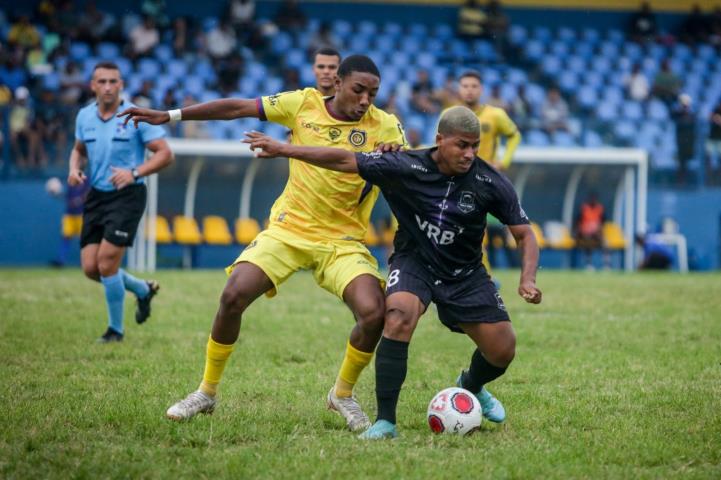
[583,130,604,148]
[416,52,436,69]
[42,72,60,91]
[96,42,120,60]
[613,120,636,144]
[599,41,619,58]
[509,25,527,46]
[264,78,283,94]
[647,44,667,61]
[541,55,562,76]
[200,91,221,103]
[193,60,217,84]
[525,83,546,110]
[115,58,132,76]
[506,68,527,86]
[82,57,100,78]
[553,131,577,147]
[70,42,91,62]
[264,123,290,140]
[153,44,173,63]
[532,26,552,42]
[621,101,644,121]
[581,28,600,44]
[382,22,402,37]
[433,23,453,40]
[549,40,569,57]
[576,85,598,110]
[284,48,306,69]
[408,23,428,37]
[357,20,377,36]
[558,71,579,95]
[183,75,205,97]
[557,27,576,43]
[622,42,643,62]
[332,20,353,39]
[573,42,594,59]
[582,71,604,89]
[566,56,586,74]
[596,102,617,122]
[524,40,545,62]
[373,34,396,52]
[166,59,188,79]
[271,32,293,54]
[526,129,550,146]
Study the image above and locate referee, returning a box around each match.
[67,62,173,343]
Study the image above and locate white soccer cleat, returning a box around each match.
[166,390,216,421]
[326,387,371,432]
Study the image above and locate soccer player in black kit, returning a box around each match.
[244,106,542,439]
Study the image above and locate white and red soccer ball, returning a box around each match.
[427,387,482,435]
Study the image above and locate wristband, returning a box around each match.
[168,109,182,122]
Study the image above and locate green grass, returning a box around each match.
[1,268,720,479]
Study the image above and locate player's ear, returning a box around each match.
[435,133,443,146]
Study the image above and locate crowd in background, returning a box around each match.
[1,0,721,186]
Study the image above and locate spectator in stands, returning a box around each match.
[624,63,649,102]
[59,61,85,106]
[228,0,255,30]
[132,80,155,109]
[540,86,569,135]
[574,192,608,270]
[7,15,41,49]
[308,21,341,56]
[485,0,510,57]
[311,47,341,97]
[77,1,117,47]
[509,83,532,132]
[141,0,169,30]
[706,99,721,184]
[628,1,657,43]
[457,0,486,39]
[679,4,710,44]
[380,92,403,121]
[34,89,68,165]
[0,56,28,92]
[672,94,697,184]
[217,52,245,95]
[282,67,301,91]
[128,15,159,59]
[170,17,189,57]
[9,86,42,169]
[709,6,721,46]
[411,70,441,115]
[433,73,459,110]
[652,60,682,106]
[406,127,422,148]
[487,84,508,111]
[206,18,237,61]
[274,0,306,31]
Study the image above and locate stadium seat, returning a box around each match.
[138,58,161,79]
[235,218,261,245]
[153,44,173,63]
[602,222,626,250]
[146,215,173,244]
[70,42,91,61]
[203,216,233,245]
[173,216,202,245]
[96,42,120,60]
[544,221,575,249]
[526,129,550,147]
[167,59,188,80]
[553,131,578,147]
[583,130,604,148]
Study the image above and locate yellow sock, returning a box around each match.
[198,336,234,397]
[334,340,374,398]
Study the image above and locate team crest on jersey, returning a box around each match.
[457,191,475,214]
[348,128,367,147]
[115,122,127,135]
[329,127,341,141]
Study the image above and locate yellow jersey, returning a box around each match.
[469,104,521,169]
[259,88,406,241]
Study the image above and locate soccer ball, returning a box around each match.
[45,177,63,197]
[427,387,482,435]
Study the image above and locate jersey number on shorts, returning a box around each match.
[387,269,400,289]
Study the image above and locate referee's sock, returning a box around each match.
[120,269,150,298]
[375,336,409,425]
[462,349,507,393]
[100,272,125,334]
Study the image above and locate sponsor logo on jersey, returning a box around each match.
[411,164,428,173]
[328,127,341,141]
[301,121,320,132]
[415,214,456,245]
[475,174,492,183]
[348,128,367,147]
[458,191,475,214]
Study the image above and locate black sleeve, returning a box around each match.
[487,174,530,226]
[355,151,406,188]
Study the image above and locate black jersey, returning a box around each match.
[356,147,529,280]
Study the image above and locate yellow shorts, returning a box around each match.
[226,226,384,299]
[62,214,83,238]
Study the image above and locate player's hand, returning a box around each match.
[109,167,134,190]
[518,280,542,304]
[243,131,285,158]
[375,142,403,153]
[117,107,169,128]
[67,169,86,187]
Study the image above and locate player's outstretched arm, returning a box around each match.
[243,131,358,173]
[508,224,542,304]
[118,99,259,128]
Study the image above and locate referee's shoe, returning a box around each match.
[136,281,160,324]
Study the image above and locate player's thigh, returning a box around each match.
[222,261,275,307]
[434,272,509,334]
[226,227,313,298]
[314,241,384,300]
[80,243,100,277]
[342,273,385,323]
[384,291,426,342]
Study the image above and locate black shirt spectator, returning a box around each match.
[672,95,697,184]
[628,1,657,43]
[274,0,306,31]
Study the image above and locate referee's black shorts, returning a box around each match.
[386,253,510,333]
[81,184,147,248]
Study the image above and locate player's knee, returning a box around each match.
[82,263,100,281]
[219,284,252,316]
[383,308,416,340]
[353,295,385,331]
[487,332,516,367]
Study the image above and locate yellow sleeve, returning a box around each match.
[376,114,409,148]
[496,109,521,169]
[259,89,307,129]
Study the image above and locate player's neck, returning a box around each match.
[317,86,334,97]
[325,97,353,121]
[97,99,122,119]
[430,149,455,177]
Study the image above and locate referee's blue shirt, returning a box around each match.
[74,101,166,192]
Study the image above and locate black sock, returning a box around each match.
[461,349,507,393]
[375,336,409,425]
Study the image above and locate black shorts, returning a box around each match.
[386,254,510,333]
[81,184,147,248]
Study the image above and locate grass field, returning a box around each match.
[1,268,720,479]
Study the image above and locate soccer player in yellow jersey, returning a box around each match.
[312,47,341,96]
[456,70,520,170]
[119,55,406,431]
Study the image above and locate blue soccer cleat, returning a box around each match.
[358,419,398,440]
[456,371,506,423]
